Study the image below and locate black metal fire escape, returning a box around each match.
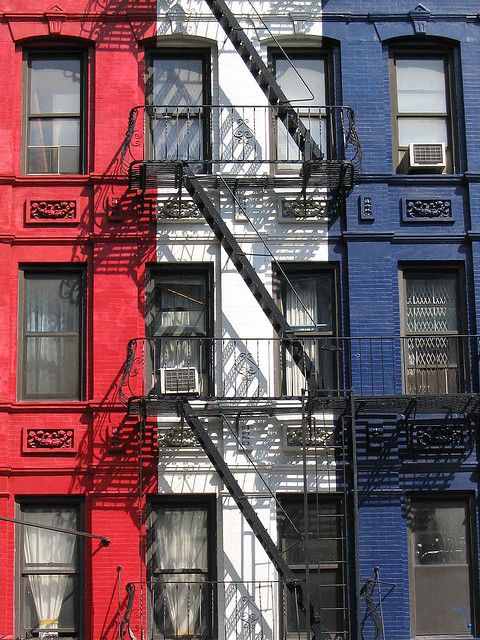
[122,4,362,639]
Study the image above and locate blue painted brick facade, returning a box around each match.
[322,2,480,637]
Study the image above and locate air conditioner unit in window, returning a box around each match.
[408,143,446,171]
[160,367,200,395]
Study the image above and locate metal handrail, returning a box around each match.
[121,103,362,169]
[118,334,480,402]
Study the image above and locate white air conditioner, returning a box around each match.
[160,367,200,395]
[408,143,446,171]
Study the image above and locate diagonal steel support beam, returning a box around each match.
[182,164,318,393]
[204,0,322,161]
[181,400,325,640]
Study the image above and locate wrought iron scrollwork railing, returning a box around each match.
[121,104,362,175]
[118,335,480,403]
[119,579,348,640]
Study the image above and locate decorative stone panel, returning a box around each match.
[281,197,332,221]
[156,196,202,221]
[158,426,199,448]
[283,419,335,450]
[401,198,453,223]
[26,199,78,224]
[405,418,472,454]
[359,195,374,222]
[23,428,76,453]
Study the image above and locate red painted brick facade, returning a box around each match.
[0,3,158,638]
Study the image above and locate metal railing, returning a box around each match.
[121,104,361,172]
[120,579,348,640]
[119,335,479,403]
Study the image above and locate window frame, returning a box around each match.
[22,49,87,175]
[15,498,84,640]
[407,492,478,638]
[399,264,467,395]
[18,266,86,402]
[389,45,457,174]
[147,495,217,640]
[145,48,212,169]
[277,493,347,638]
[146,263,214,396]
[269,48,335,170]
[275,263,341,394]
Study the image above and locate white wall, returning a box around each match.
[153,1,333,631]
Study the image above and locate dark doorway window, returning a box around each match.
[148,498,216,639]
[408,495,476,636]
[278,495,346,637]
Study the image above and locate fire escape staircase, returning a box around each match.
[122,4,359,638]
[204,0,323,162]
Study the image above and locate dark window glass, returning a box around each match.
[408,496,475,636]
[26,55,83,174]
[147,269,211,396]
[20,271,84,400]
[402,270,465,395]
[391,53,453,172]
[147,53,209,167]
[278,495,346,636]
[18,503,81,639]
[148,501,215,639]
[280,267,338,393]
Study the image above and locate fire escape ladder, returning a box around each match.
[203,0,322,162]
[182,164,318,393]
[181,400,325,640]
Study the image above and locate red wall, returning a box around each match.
[0,3,158,638]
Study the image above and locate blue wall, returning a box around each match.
[321,3,480,637]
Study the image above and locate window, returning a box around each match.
[19,269,85,400]
[147,51,210,167]
[278,495,346,637]
[278,266,339,394]
[147,498,216,639]
[408,495,476,637]
[25,53,84,174]
[146,266,212,395]
[17,502,82,640]
[391,50,454,172]
[272,51,329,166]
[401,268,465,395]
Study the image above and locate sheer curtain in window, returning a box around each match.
[285,279,317,395]
[154,508,208,636]
[23,508,77,638]
[155,278,206,371]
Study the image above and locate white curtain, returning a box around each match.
[23,509,77,638]
[154,509,207,636]
[157,282,206,371]
[285,282,317,395]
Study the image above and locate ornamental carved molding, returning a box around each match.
[158,427,198,448]
[406,419,472,454]
[157,198,201,220]
[282,198,332,220]
[285,425,334,448]
[403,199,452,221]
[27,199,78,224]
[25,428,74,450]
